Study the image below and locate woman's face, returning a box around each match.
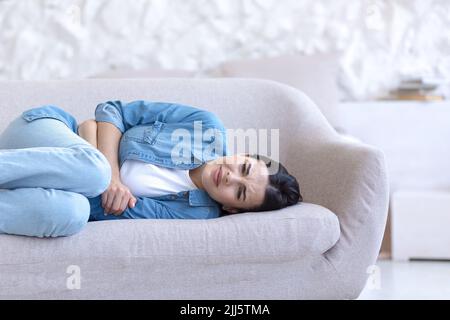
[201,154,269,213]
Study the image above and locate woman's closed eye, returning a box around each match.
[237,162,251,201]
[237,185,246,201]
[241,162,251,176]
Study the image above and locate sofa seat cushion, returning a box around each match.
[0,202,340,265]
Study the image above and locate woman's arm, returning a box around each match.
[96,121,121,181]
[78,119,98,148]
[95,100,225,134]
[79,120,135,213]
[96,121,136,214]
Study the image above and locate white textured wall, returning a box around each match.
[0,0,449,100]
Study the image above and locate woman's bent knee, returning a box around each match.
[63,194,90,236]
[43,193,90,237]
[92,153,112,196]
[0,188,90,238]
[78,147,112,197]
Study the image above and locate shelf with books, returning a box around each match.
[380,76,449,101]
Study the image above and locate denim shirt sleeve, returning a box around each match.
[126,196,217,219]
[89,195,216,220]
[95,100,225,134]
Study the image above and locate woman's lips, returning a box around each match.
[214,166,222,187]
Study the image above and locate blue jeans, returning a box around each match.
[0,115,111,237]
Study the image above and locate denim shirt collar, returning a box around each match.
[150,181,220,207]
[188,189,220,206]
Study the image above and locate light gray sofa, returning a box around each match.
[0,78,389,299]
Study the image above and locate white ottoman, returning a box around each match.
[391,190,450,261]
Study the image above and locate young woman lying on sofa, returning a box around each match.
[0,101,301,237]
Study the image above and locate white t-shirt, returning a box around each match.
[120,159,198,197]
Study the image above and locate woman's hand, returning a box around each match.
[95,121,135,215]
[102,178,137,216]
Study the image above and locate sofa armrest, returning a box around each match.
[210,202,340,260]
[295,137,389,297]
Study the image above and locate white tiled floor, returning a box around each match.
[358,260,450,299]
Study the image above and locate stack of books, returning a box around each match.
[383,77,447,101]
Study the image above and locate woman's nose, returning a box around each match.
[225,171,241,184]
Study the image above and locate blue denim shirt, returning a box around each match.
[21,101,228,221]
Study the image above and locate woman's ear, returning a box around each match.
[222,206,239,214]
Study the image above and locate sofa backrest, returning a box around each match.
[0,78,337,173]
